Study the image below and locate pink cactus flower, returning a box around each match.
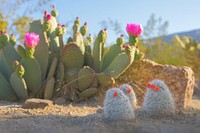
[57,23,61,28]
[24,32,40,48]
[126,23,143,37]
[46,13,51,21]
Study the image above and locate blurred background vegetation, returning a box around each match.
[0,0,200,88]
[0,0,51,41]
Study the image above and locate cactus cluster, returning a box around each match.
[104,80,175,120]
[104,87,135,121]
[141,79,175,117]
[0,6,143,101]
[119,84,137,108]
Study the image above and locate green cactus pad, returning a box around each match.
[101,44,122,71]
[44,77,55,99]
[17,45,26,58]
[29,20,50,82]
[54,62,65,91]
[1,44,21,72]
[49,16,60,54]
[0,54,12,80]
[78,66,95,91]
[64,68,80,89]
[58,62,64,83]
[92,42,103,72]
[96,73,115,89]
[73,33,85,54]
[46,56,58,81]
[61,42,84,69]
[21,57,42,96]
[104,53,133,78]
[78,87,97,98]
[10,72,28,100]
[0,72,17,100]
[84,44,93,67]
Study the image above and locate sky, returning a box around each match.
[15,0,200,43]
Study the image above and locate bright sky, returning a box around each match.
[28,0,200,43]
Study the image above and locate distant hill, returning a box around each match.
[162,29,200,43]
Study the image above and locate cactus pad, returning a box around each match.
[64,68,80,89]
[0,72,16,100]
[61,42,84,69]
[96,73,115,89]
[78,87,97,98]
[29,20,49,82]
[44,77,55,99]
[10,72,28,100]
[104,53,133,78]
[102,44,122,71]
[21,57,42,96]
[78,66,95,91]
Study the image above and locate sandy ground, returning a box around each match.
[0,95,200,133]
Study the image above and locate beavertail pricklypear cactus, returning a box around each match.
[84,34,93,67]
[119,84,137,108]
[141,79,175,117]
[61,42,84,69]
[10,61,28,100]
[0,32,21,80]
[29,20,49,82]
[92,29,107,72]
[0,72,17,100]
[19,32,42,97]
[0,6,144,101]
[104,88,135,121]
[104,45,135,78]
[101,35,124,71]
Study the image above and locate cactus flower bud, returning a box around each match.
[86,34,93,44]
[10,33,16,46]
[80,22,88,36]
[12,60,20,71]
[73,17,80,34]
[116,34,124,45]
[46,14,51,21]
[24,32,40,49]
[135,48,144,60]
[17,64,25,77]
[98,28,107,43]
[51,5,58,17]
[0,31,9,46]
[74,17,80,25]
[55,24,66,36]
[126,23,143,46]
[44,11,51,21]
[61,25,66,35]
[55,24,62,36]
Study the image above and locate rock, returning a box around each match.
[53,97,66,105]
[117,59,195,109]
[22,98,53,109]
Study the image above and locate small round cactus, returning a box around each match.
[141,79,175,117]
[104,87,135,121]
[119,84,137,108]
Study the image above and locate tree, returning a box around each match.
[143,14,169,40]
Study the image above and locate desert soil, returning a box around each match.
[0,95,200,133]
